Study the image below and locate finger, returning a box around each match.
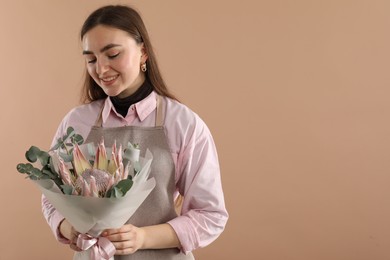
[103,225,133,236]
[111,240,136,250]
[112,240,138,255]
[104,231,135,242]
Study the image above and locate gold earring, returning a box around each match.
[141,63,147,72]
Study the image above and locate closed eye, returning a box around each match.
[108,53,120,59]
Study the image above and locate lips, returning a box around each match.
[99,75,119,85]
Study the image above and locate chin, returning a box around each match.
[103,88,123,97]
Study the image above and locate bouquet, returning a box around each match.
[17,127,156,260]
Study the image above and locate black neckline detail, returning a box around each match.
[110,80,154,117]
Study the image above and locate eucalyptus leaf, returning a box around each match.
[25,163,34,172]
[66,127,75,140]
[115,179,133,196]
[49,157,56,173]
[114,187,123,198]
[105,188,114,198]
[30,168,43,179]
[73,134,84,145]
[29,175,38,180]
[25,146,41,163]
[38,151,50,165]
[61,184,74,195]
[42,168,56,179]
[59,152,73,162]
[50,142,61,151]
[66,126,75,135]
[53,177,64,188]
[16,163,27,174]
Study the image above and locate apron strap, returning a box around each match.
[155,94,164,127]
[94,94,165,127]
[95,101,105,127]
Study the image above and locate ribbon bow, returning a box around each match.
[77,233,116,260]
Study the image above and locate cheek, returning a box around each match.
[117,54,140,71]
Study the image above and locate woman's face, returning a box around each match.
[82,25,147,98]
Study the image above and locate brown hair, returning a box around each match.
[80,5,178,103]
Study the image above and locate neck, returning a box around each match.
[117,74,146,98]
[110,79,153,117]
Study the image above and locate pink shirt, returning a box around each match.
[41,91,228,253]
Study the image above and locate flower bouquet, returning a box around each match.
[17,127,156,260]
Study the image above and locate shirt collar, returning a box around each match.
[102,91,157,124]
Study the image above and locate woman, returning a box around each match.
[42,5,228,259]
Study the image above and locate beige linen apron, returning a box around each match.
[84,95,194,260]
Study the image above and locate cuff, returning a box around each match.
[167,216,199,254]
[51,211,70,244]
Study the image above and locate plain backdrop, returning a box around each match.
[2,0,390,259]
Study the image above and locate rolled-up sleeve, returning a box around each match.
[167,110,228,253]
[41,116,70,244]
[41,195,70,244]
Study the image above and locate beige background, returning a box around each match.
[1,0,390,259]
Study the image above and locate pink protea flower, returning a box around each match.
[73,144,92,176]
[61,139,130,197]
[93,139,108,171]
[76,168,112,196]
[90,176,99,197]
[107,141,121,174]
[58,158,73,186]
[81,178,91,197]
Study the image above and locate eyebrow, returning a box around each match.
[82,43,121,55]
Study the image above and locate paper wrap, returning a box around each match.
[36,150,155,260]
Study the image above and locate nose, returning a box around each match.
[96,58,110,76]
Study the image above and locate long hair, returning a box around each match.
[80,5,178,103]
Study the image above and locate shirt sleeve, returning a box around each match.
[167,112,228,254]
[41,116,70,244]
[41,195,70,244]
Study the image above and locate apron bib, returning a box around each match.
[82,95,194,260]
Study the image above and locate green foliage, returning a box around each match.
[105,179,133,198]
[17,127,84,192]
[71,134,84,146]
[25,146,40,163]
[50,127,84,152]
[17,127,138,198]
[61,184,74,195]
[58,151,73,162]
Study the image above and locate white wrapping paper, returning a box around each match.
[36,150,156,260]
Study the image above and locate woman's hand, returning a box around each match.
[102,224,145,255]
[59,219,81,252]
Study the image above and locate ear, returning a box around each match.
[141,44,148,63]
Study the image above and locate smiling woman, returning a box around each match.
[40,4,228,260]
[82,26,147,98]
[78,5,178,104]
